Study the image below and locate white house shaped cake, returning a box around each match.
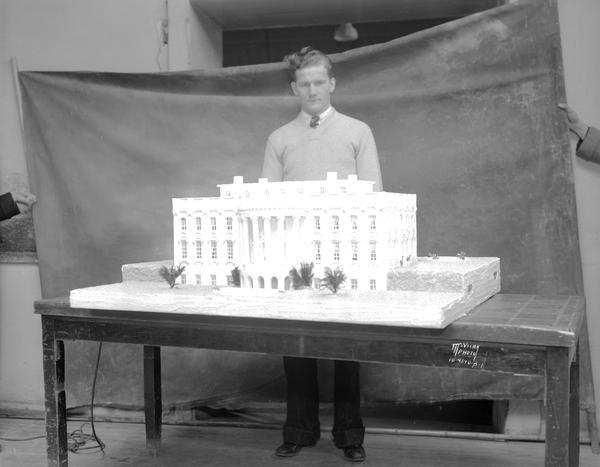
[172,172,417,291]
[70,173,500,328]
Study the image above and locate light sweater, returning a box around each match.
[261,108,383,191]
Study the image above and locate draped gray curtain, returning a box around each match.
[20,0,580,408]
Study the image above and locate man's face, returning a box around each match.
[291,65,336,116]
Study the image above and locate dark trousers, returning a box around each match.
[282,356,365,448]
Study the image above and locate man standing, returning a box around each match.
[261,47,382,463]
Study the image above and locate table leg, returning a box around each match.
[144,345,162,456]
[569,345,580,467]
[42,317,68,466]
[545,347,574,467]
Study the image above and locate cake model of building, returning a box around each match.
[70,172,500,328]
[172,172,417,291]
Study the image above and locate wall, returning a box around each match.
[558,0,600,429]
[187,3,223,70]
[168,0,222,71]
[0,0,222,410]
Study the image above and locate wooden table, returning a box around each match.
[35,294,584,467]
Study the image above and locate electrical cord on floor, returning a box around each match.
[67,422,103,453]
[0,341,106,452]
[68,340,106,454]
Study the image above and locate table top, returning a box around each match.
[35,293,584,348]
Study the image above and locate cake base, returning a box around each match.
[70,256,501,329]
[71,281,467,328]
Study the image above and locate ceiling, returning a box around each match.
[190,0,504,30]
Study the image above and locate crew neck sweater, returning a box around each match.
[261,108,382,191]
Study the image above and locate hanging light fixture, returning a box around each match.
[334,22,358,42]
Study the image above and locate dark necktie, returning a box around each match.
[310,115,320,128]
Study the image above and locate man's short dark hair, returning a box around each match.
[284,46,333,81]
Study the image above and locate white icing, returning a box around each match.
[172,173,416,291]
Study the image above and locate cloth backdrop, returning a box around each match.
[20,0,583,409]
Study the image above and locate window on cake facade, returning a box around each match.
[370,279,376,290]
[211,217,217,231]
[333,215,339,230]
[314,241,321,261]
[196,242,202,259]
[333,241,340,261]
[181,217,187,231]
[195,274,201,285]
[370,241,376,261]
[211,241,217,260]
[352,241,358,261]
[181,274,187,285]
[181,240,188,259]
[196,217,201,230]
[227,240,234,260]
[226,217,233,231]
[211,274,217,286]
[315,216,320,230]
[351,215,358,230]
[351,279,358,290]
[370,215,376,230]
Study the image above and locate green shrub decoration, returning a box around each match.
[289,262,314,289]
[231,266,241,287]
[159,264,186,288]
[321,267,346,294]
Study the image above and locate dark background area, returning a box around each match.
[223,19,454,66]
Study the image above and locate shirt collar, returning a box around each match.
[300,106,334,124]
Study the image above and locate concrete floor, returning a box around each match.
[1,417,599,466]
